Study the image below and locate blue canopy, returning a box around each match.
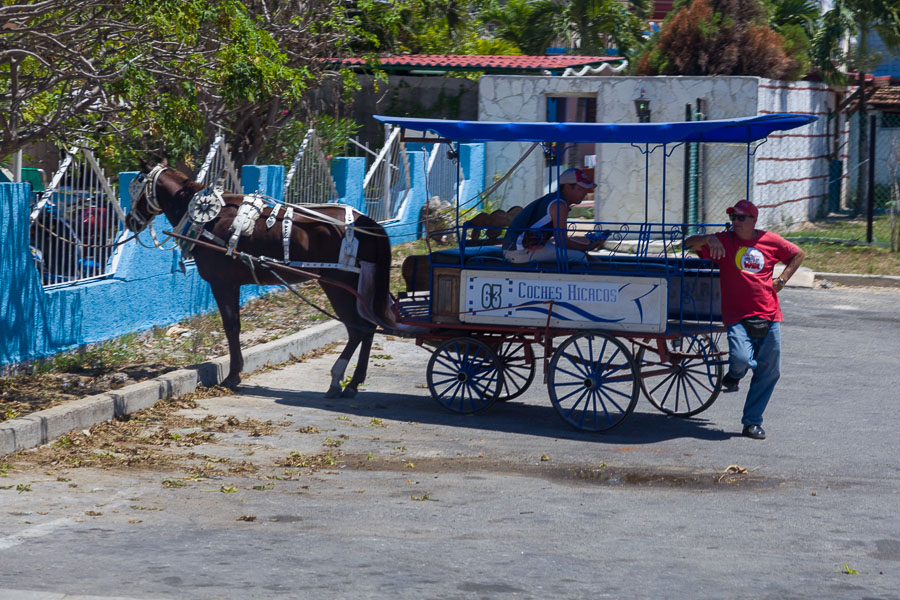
[373,114,817,144]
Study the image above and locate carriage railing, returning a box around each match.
[363,126,410,223]
[283,128,339,205]
[196,132,241,193]
[28,146,126,288]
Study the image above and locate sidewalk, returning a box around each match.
[2,270,898,456]
[0,320,346,456]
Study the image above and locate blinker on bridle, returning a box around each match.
[127,165,168,231]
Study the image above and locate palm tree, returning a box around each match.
[482,0,650,57]
[812,0,900,214]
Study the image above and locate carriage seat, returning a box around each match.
[401,206,522,292]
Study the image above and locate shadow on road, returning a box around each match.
[236,384,737,444]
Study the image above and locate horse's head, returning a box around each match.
[125,163,169,233]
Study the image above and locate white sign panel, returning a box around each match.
[460,270,668,333]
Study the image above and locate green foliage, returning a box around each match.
[635,0,801,79]
[1,0,371,168]
[812,0,900,83]
[258,115,361,167]
[35,335,141,375]
[485,0,648,57]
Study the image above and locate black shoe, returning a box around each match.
[722,374,740,393]
[742,425,766,439]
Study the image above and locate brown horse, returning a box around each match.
[124,164,397,398]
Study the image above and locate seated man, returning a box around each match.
[502,168,605,264]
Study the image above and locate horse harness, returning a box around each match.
[177,186,362,277]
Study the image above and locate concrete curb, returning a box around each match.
[814,272,900,288]
[0,320,346,457]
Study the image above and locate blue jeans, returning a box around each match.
[726,320,781,426]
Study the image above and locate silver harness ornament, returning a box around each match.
[225,194,267,256]
[281,206,294,262]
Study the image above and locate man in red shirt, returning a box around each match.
[685,200,805,439]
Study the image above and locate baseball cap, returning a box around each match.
[726,199,758,218]
[558,168,596,190]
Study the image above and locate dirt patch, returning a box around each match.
[336,454,776,490]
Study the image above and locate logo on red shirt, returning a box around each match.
[735,246,765,273]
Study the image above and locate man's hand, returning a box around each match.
[705,235,725,260]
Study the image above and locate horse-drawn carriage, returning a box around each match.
[124,112,815,434]
[377,113,817,432]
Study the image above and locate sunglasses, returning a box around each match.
[730,214,754,222]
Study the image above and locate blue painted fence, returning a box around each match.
[0,145,485,368]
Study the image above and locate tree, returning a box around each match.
[811,0,900,213]
[635,0,804,79]
[763,0,820,78]
[497,0,650,56]
[1,0,367,170]
[0,0,153,159]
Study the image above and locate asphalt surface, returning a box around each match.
[1,284,899,599]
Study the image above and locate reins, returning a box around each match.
[163,229,385,335]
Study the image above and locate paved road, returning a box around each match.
[1,286,899,599]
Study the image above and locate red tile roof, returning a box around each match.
[868,85,900,110]
[337,54,623,73]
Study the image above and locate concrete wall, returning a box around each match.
[0,166,285,368]
[1,147,484,368]
[478,75,835,230]
[754,80,834,229]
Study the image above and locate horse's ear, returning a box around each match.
[138,158,151,173]
[160,157,169,167]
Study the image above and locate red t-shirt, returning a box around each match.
[698,230,800,325]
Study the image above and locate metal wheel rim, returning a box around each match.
[426,337,503,414]
[547,332,639,432]
[636,334,723,417]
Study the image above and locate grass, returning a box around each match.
[796,242,900,276]
[782,213,900,276]
[783,213,900,248]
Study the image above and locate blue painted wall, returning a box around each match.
[0,146,483,367]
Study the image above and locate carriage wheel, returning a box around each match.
[636,334,723,417]
[495,340,536,402]
[426,337,504,414]
[547,333,639,433]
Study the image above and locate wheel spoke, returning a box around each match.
[561,388,590,419]
[427,337,502,415]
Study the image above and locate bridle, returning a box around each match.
[126,164,168,232]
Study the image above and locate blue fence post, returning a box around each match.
[242,165,285,201]
[459,143,486,212]
[331,157,366,212]
[383,150,427,245]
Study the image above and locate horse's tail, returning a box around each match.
[372,220,391,319]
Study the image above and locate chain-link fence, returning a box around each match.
[755,112,899,249]
[687,109,899,251]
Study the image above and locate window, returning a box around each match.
[545,96,597,173]
[881,112,900,128]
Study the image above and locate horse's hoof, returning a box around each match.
[222,376,241,390]
[324,384,342,399]
[340,387,358,399]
